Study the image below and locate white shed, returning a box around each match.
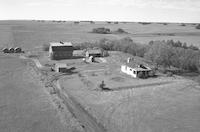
[55,63,68,73]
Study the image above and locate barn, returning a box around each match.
[49,42,73,60]
[121,58,153,78]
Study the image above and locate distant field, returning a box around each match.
[0,20,200,50]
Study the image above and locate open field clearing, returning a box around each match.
[0,54,74,132]
[58,54,200,132]
[36,50,200,132]
[1,20,200,132]
[40,51,199,132]
[0,21,200,50]
[61,74,200,132]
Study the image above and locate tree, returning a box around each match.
[196,24,200,29]
[144,41,174,68]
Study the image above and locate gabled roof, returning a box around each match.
[87,49,102,54]
[55,63,67,68]
[50,42,73,51]
[50,42,72,47]
[123,62,151,71]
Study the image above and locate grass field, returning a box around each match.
[0,20,200,51]
[0,54,71,132]
[1,20,200,132]
[57,52,200,132]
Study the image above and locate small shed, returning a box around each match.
[55,63,68,73]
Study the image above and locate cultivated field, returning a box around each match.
[0,20,200,51]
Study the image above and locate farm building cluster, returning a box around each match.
[47,41,154,78]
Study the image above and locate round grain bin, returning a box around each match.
[2,48,9,53]
[9,47,14,53]
[14,47,22,53]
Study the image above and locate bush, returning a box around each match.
[102,50,109,57]
[114,28,128,34]
[139,22,151,25]
[148,70,155,77]
[137,72,144,78]
[43,44,49,51]
[180,23,186,26]
[166,71,173,77]
[92,27,111,34]
[195,24,200,29]
[74,21,80,24]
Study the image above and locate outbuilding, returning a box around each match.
[49,41,74,60]
[54,63,68,73]
[85,49,102,57]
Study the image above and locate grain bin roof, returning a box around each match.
[50,42,73,47]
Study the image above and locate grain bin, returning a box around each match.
[14,47,22,53]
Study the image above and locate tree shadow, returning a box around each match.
[71,56,84,59]
[60,67,78,75]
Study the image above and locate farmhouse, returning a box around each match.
[49,41,73,60]
[85,49,102,57]
[121,58,152,78]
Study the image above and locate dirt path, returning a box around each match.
[56,81,106,132]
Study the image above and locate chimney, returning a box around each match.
[127,57,134,63]
[127,57,130,63]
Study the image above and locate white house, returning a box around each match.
[121,58,152,78]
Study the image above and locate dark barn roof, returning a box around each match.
[52,46,73,52]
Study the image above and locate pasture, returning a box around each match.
[58,51,200,132]
[0,20,200,51]
[1,20,200,132]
